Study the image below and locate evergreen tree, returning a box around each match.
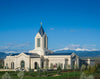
[87,65,91,71]
[67,64,71,69]
[50,63,53,70]
[37,66,41,77]
[57,64,61,74]
[64,64,66,70]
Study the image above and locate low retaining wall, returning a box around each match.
[0,69,15,71]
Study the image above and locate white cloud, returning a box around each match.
[0,46,9,49]
[70,29,76,32]
[13,44,30,48]
[50,28,54,30]
[75,48,89,51]
[53,47,69,52]
[5,51,17,53]
[0,42,32,53]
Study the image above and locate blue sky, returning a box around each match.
[0,0,100,53]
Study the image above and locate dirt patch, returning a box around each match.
[52,74,61,77]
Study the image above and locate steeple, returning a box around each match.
[39,22,45,36]
[29,22,49,55]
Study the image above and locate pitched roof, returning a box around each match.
[29,53,40,58]
[39,26,45,36]
[10,53,40,58]
[10,53,19,56]
[47,53,72,55]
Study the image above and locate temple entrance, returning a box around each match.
[73,60,75,69]
[34,62,38,69]
[41,61,44,68]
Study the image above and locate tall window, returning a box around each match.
[37,38,40,47]
[21,60,25,69]
[6,63,8,69]
[11,62,14,69]
[44,36,46,48]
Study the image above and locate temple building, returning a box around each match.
[4,24,95,71]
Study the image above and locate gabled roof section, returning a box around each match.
[10,53,40,58]
[46,53,72,55]
[39,26,45,36]
[10,53,19,56]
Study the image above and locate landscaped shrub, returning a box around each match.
[28,72,38,77]
[37,66,41,77]
[81,64,86,71]
[84,70,90,76]
[1,72,12,79]
[57,64,62,74]
[55,63,57,67]
[64,64,66,70]
[80,72,87,79]
[84,65,98,76]
[0,63,3,68]
[60,63,63,69]
[87,75,94,79]
[67,64,71,69]
[90,65,97,73]
[74,64,77,70]
[81,71,94,79]
[87,65,91,71]
[74,64,79,70]
[97,64,100,69]
[17,71,24,79]
[44,70,48,77]
[47,71,57,76]
[28,66,31,71]
[45,65,48,70]
[50,63,54,70]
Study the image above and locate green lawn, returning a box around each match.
[0,70,100,79]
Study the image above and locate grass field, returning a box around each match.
[0,70,100,79]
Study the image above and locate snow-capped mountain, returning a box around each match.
[54,44,98,52]
[53,45,100,57]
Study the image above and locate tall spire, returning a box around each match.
[40,22,42,26]
[39,22,45,36]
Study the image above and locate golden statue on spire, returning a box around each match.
[40,22,42,26]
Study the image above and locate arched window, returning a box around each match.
[6,63,8,69]
[37,38,40,47]
[44,36,46,48]
[20,60,25,69]
[41,61,44,68]
[34,62,38,69]
[73,61,75,69]
[11,62,14,69]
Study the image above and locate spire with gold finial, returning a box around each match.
[39,22,44,36]
[40,22,42,26]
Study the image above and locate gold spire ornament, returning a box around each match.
[40,22,42,26]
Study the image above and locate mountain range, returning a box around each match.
[0,50,100,59]
[0,52,10,59]
[54,50,100,57]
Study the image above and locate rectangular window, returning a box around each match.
[37,38,40,47]
[44,36,46,48]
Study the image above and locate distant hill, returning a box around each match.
[54,50,100,57]
[0,50,100,59]
[0,52,10,59]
